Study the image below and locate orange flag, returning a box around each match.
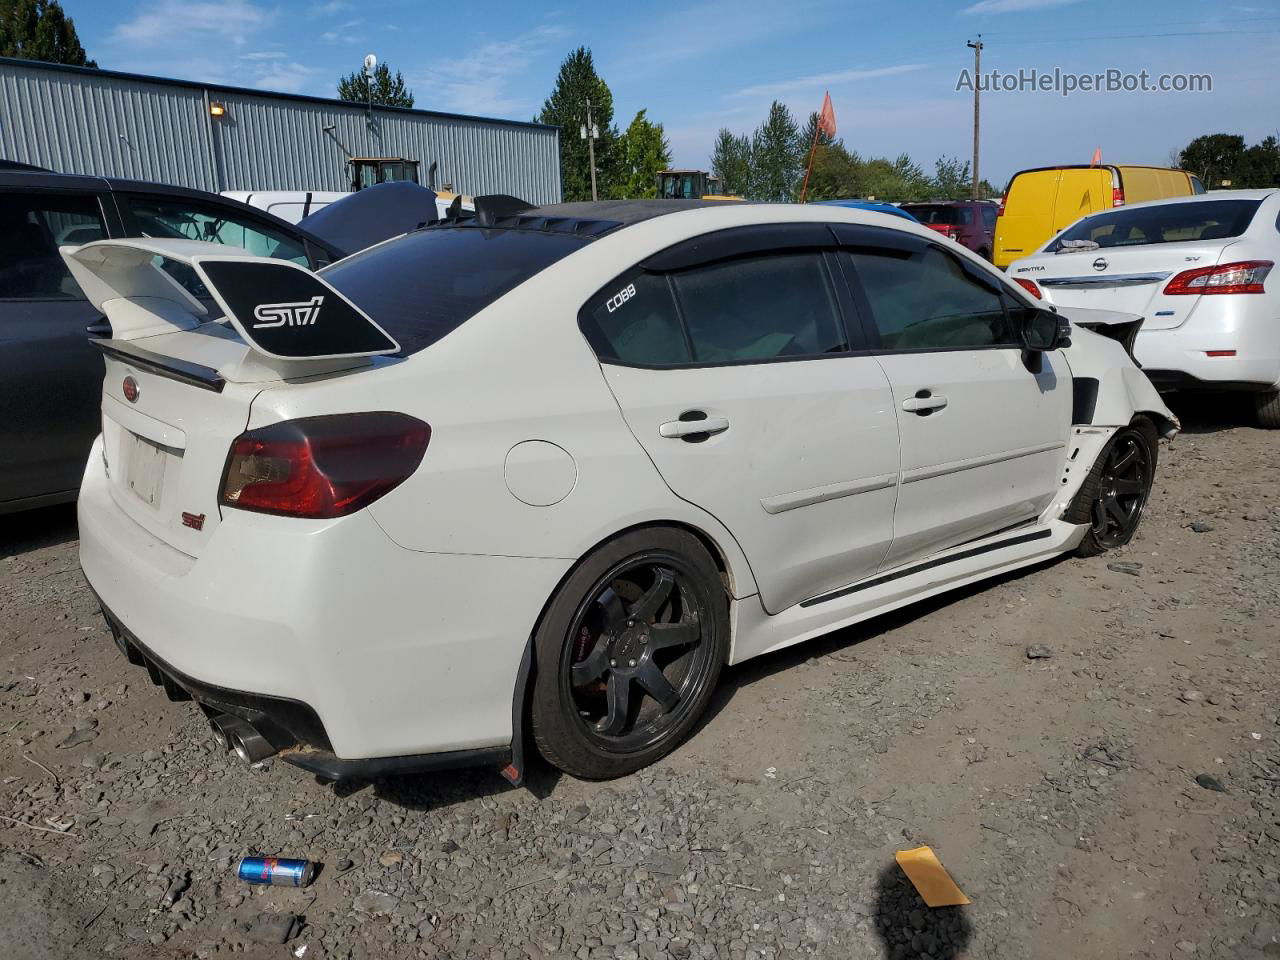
[1090,147,1102,166]
[818,92,836,139]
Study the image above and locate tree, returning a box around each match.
[750,100,802,202]
[337,62,414,108]
[537,47,620,202]
[613,109,671,199]
[1239,135,1280,188]
[931,154,972,200]
[0,0,94,66]
[710,129,752,197]
[1177,134,1246,188]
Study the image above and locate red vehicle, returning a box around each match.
[900,201,998,260]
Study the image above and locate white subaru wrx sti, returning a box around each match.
[69,198,1176,783]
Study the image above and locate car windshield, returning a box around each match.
[903,205,972,226]
[321,226,590,355]
[1051,198,1262,250]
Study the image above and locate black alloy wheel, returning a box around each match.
[531,529,728,779]
[1089,430,1152,547]
[1070,418,1158,556]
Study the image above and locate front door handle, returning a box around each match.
[659,414,730,439]
[902,391,948,415]
[86,318,112,337]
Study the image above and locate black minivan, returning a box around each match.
[0,165,345,514]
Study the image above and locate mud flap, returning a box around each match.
[500,637,535,787]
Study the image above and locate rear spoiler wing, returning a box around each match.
[59,238,398,360]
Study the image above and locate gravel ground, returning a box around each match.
[1,396,1277,960]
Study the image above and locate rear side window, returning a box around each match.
[673,253,846,362]
[323,227,590,355]
[0,193,105,299]
[849,246,1012,351]
[904,205,973,227]
[582,251,848,367]
[1052,199,1262,250]
[981,205,997,229]
[583,272,690,366]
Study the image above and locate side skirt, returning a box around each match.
[729,517,1086,665]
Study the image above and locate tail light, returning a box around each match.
[1111,187,1125,207]
[1164,260,1273,296]
[220,413,430,519]
[996,191,1007,218]
[1012,276,1043,299]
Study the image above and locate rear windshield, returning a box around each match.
[1051,199,1262,251]
[903,205,972,226]
[321,227,590,355]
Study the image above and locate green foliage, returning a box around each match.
[1178,133,1280,188]
[750,101,803,202]
[798,110,836,152]
[0,0,94,66]
[710,129,752,196]
[613,109,671,199]
[717,104,999,202]
[537,47,620,202]
[336,62,415,108]
[932,155,973,200]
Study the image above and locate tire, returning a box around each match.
[977,247,992,262]
[530,528,729,780]
[1254,390,1280,429]
[1066,418,1158,557]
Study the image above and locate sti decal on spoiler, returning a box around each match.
[192,258,399,360]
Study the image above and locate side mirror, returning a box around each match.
[1023,308,1070,351]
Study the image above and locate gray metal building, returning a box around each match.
[0,57,562,203]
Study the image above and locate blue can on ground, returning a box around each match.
[237,856,316,887]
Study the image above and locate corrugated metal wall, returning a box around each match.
[0,59,562,203]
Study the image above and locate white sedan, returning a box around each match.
[1008,189,1280,426]
[67,199,1176,783]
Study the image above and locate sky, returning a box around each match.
[66,0,1280,189]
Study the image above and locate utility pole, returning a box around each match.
[967,37,983,199]
[580,98,599,201]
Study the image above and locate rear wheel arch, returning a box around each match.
[508,519,744,779]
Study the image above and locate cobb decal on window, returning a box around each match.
[606,283,637,313]
[253,295,324,329]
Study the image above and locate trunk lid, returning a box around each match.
[97,327,260,557]
[1028,239,1237,331]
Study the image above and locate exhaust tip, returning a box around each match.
[212,714,276,765]
[209,715,231,751]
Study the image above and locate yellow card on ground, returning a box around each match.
[895,845,971,907]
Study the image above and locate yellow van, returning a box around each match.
[993,165,1204,268]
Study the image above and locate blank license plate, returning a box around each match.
[126,433,170,506]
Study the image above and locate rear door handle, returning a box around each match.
[902,391,948,414]
[86,319,112,337]
[659,414,730,439]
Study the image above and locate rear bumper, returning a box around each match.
[1134,310,1280,390]
[78,434,571,763]
[98,598,511,780]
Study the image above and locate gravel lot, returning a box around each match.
[2,396,1277,960]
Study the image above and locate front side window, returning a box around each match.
[673,253,846,362]
[849,245,1012,351]
[0,193,105,300]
